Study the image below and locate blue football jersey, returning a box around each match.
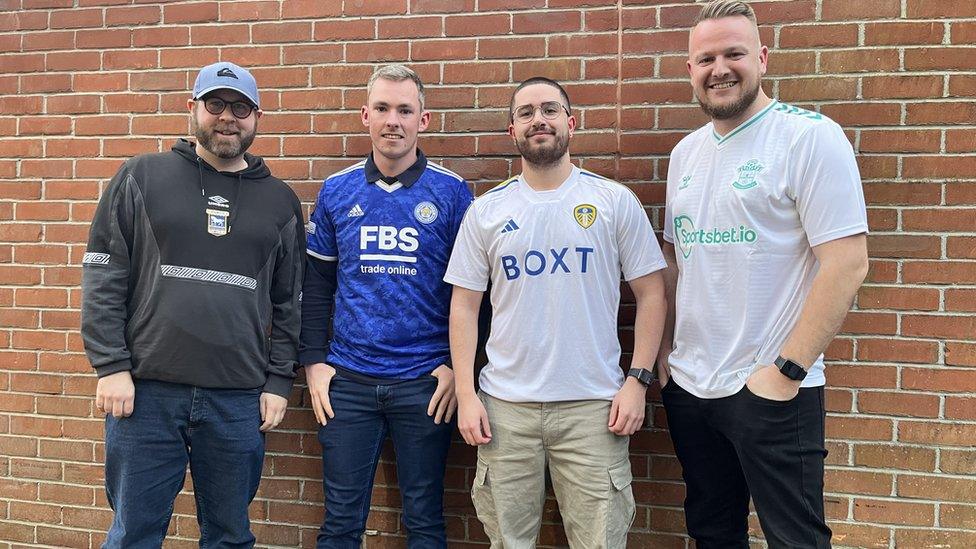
[306,156,473,378]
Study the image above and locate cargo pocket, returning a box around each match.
[471,456,500,542]
[606,458,636,546]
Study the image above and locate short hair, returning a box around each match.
[509,77,572,123]
[694,0,758,26]
[367,64,425,111]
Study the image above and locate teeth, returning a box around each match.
[711,81,736,89]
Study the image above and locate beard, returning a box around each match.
[191,115,257,159]
[515,129,569,168]
[696,78,761,121]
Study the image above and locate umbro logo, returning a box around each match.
[208,195,230,208]
[348,204,365,217]
[500,219,520,234]
[216,68,238,79]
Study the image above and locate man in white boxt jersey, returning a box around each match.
[446,76,667,547]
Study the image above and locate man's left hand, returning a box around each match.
[427,365,457,424]
[609,377,647,436]
[746,364,801,401]
[259,392,288,432]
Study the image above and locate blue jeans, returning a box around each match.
[103,379,264,549]
[316,372,453,549]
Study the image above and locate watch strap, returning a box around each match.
[774,355,807,381]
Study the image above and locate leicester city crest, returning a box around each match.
[574,203,597,229]
[414,201,438,224]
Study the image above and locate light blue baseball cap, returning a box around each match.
[192,62,260,108]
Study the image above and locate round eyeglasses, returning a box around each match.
[513,101,570,123]
[200,97,256,119]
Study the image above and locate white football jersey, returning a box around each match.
[446,166,666,402]
[664,100,868,399]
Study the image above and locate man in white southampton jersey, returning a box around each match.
[446,77,667,547]
[658,2,869,547]
[300,64,473,548]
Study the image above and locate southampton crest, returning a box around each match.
[732,159,763,190]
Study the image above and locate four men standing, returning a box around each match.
[82,0,868,545]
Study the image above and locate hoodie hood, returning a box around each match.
[172,138,271,179]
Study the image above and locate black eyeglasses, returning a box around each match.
[200,97,256,119]
[513,101,570,123]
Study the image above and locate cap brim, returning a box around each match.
[193,85,259,108]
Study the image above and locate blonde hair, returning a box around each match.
[694,0,758,25]
[367,64,425,111]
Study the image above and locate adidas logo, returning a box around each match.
[500,219,520,234]
[347,204,365,217]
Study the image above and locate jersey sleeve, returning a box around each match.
[306,180,338,260]
[444,203,490,291]
[788,121,869,247]
[616,186,667,281]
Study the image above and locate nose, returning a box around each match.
[712,56,730,78]
[383,109,400,127]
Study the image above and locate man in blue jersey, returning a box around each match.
[446,77,667,547]
[300,64,473,549]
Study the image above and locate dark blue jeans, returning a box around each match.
[316,372,453,549]
[103,379,264,549]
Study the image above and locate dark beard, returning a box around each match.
[191,117,256,159]
[697,81,760,121]
[516,131,569,168]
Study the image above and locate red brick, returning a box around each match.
[820,50,900,73]
[859,391,941,418]
[826,416,893,441]
[163,1,218,23]
[946,397,976,420]
[780,24,857,48]
[854,498,934,526]
[899,475,976,503]
[903,262,976,285]
[941,450,976,475]
[865,22,944,45]
[822,0,900,20]
[825,470,892,496]
[907,0,976,18]
[513,10,580,34]
[445,13,509,37]
[105,5,159,26]
[946,342,976,367]
[902,368,976,394]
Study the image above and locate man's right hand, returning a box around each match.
[457,393,492,446]
[305,362,337,425]
[96,371,135,418]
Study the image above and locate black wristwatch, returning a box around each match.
[775,355,807,381]
[627,368,656,387]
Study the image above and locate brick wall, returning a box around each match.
[1,0,974,547]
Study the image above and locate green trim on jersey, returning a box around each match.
[711,99,779,146]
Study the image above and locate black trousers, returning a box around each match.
[661,378,832,549]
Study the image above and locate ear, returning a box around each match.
[418,109,431,132]
[187,98,195,113]
[254,109,263,121]
[758,45,769,76]
[361,105,369,128]
[567,114,577,138]
[508,123,516,140]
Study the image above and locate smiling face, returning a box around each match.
[189,89,259,160]
[508,83,575,168]
[362,77,430,165]
[687,15,769,125]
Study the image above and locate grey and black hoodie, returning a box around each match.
[81,139,305,398]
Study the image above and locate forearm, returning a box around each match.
[630,272,666,371]
[450,287,483,398]
[657,244,678,370]
[779,237,869,368]
[298,257,338,366]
